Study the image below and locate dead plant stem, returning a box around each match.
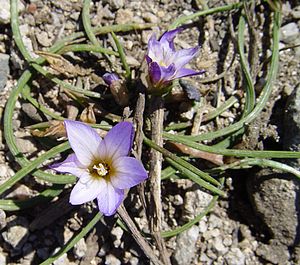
[149,96,171,265]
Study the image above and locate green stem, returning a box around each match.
[59,44,118,56]
[169,2,242,29]
[111,32,131,79]
[164,133,300,159]
[0,142,70,195]
[0,185,64,211]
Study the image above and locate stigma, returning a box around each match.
[93,163,108,177]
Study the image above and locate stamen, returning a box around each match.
[93,163,108,177]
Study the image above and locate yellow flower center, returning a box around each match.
[93,163,108,176]
[90,162,110,180]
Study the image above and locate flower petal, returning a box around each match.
[160,28,183,51]
[64,120,102,166]
[111,157,148,189]
[98,122,134,161]
[147,34,162,61]
[69,177,104,205]
[97,181,124,216]
[50,153,87,178]
[174,68,205,79]
[145,55,152,64]
[160,63,177,82]
[149,62,162,85]
[173,47,199,68]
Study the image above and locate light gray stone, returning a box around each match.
[111,226,123,248]
[0,53,9,91]
[105,254,121,265]
[247,84,300,247]
[280,22,299,44]
[103,0,124,10]
[292,6,300,19]
[73,238,87,258]
[224,247,245,265]
[35,31,53,47]
[255,241,290,265]
[283,84,300,161]
[183,188,213,220]
[0,0,25,24]
[2,216,29,250]
[248,170,298,246]
[0,209,6,230]
[0,252,6,265]
[172,225,199,265]
[212,237,228,255]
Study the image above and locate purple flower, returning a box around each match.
[102,72,120,86]
[50,120,148,216]
[146,28,204,91]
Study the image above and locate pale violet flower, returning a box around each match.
[50,120,148,216]
[146,28,204,91]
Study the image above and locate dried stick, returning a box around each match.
[117,205,164,265]
[148,96,171,265]
[133,92,147,211]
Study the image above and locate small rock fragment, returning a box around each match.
[292,6,300,19]
[0,209,6,230]
[183,188,213,220]
[115,9,133,24]
[280,22,299,44]
[224,247,245,265]
[111,226,123,248]
[105,254,121,265]
[0,0,25,24]
[0,53,9,91]
[103,0,124,10]
[73,238,87,258]
[255,241,290,264]
[35,31,53,47]
[2,216,29,251]
[172,225,199,265]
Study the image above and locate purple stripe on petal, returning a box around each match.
[50,153,87,178]
[174,68,205,79]
[64,120,102,166]
[97,181,124,216]
[98,122,134,161]
[149,62,162,85]
[111,157,148,189]
[160,63,177,83]
[69,177,104,205]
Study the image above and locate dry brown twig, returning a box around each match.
[117,205,164,265]
[148,96,171,265]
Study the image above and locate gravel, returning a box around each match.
[0,0,300,264]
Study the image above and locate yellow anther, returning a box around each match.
[93,163,108,176]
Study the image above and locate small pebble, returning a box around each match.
[73,238,87,258]
[280,22,299,44]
